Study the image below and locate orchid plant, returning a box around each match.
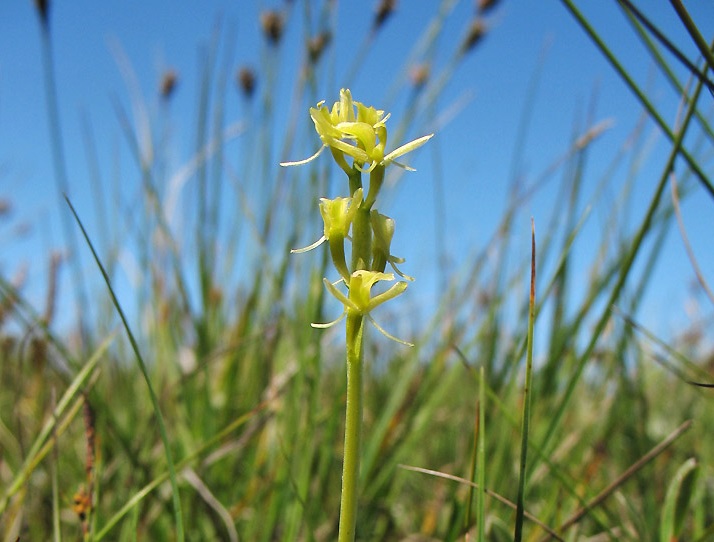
[282,88,431,541]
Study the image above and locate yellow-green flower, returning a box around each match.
[313,270,412,346]
[291,189,363,281]
[319,190,361,242]
[280,88,433,174]
[345,270,405,316]
[320,189,362,280]
[370,211,414,280]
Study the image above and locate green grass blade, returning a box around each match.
[476,366,486,542]
[535,62,707,468]
[559,0,714,198]
[668,0,714,74]
[618,6,714,144]
[65,196,185,542]
[514,220,536,542]
[660,457,698,542]
[50,390,62,542]
[0,335,111,514]
[94,400,268,540]
[37,13,90,340]
[540,420,693,541]
[617,0,714,93]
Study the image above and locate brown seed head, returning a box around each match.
[461,19,486,54]
[374,0,397,30]
[34,0,50,26]
[72,486,91,523]
[43,250,62,326]
[237,67,257,99]
[260,10,285,45]
[308,31,331,64]
[160,69,179,100]
[0,199,11,217]
[477,0,501,14]
[410,64,430,89]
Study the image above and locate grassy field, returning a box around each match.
[2,1,714,540]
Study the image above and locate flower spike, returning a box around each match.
[285,88,428,542]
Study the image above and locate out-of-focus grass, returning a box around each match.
[1,1,714,540]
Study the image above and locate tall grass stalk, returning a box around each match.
[65,197,185,542]
[476,366,486,542]
[536,65,707,465]
[35,5,90,342]
[560,0,714,196]
[0,337,107,501]
[513,220,536,542]
[668,0,714,72]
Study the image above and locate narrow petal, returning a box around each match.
[367,314,414,347]
[389,259,415,281]
[280,145,326,167]
[383,133,434,164]
[311,106,343,139]
[387,160,416,172]
[338,121,377,154]
[328,138,371,163]
[290,235,326,254]
[365,280,407,312]
[323,277,359,313]
[311,311,346,329]
[355,161,378,174]
[339,89,355,122]
[356,102,385,125]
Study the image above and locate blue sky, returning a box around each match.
[1,1,713,341]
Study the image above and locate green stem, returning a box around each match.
[339,312,365,542]
[348,168,363,196]
[364,165,384,210]
[328,235,350,282]
[38,21,90,344]
[352,206,372,272]
[514,220,537,542]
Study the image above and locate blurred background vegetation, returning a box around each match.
[1,0,714,540]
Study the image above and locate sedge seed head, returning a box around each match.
[410,64,430,89]
[308,31,331,64]
[477,0,501,14]
[374,0,397,30]
[237,67,257,99]
[160,69,179,101]
[260,10,285,45]
[461,18,487,54]
[34,0,50,26]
